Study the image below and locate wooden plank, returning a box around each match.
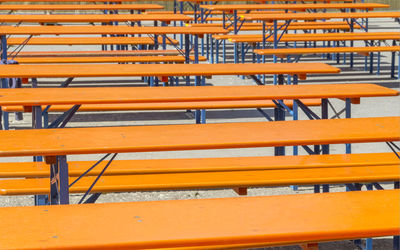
[0,190,397,249]
[200,3,389,11]
[0,63,340,78]
[254,46,400,55]
[0,84,396,106]
[0,26,228,35]
[227,32,400,43]
[0,152,396,178]
[11,50,184,57]
[13,55,208,64]
[0,164,399,195]
[2,99,322,112]
[7,37,179,46]
[0,117,397,157]
[0,4,164,11]
[240,11,400,21]
[0,14,193,23]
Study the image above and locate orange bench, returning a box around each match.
[239,11,400,22]
[254,46,400,78]
[10,49,187,57]
[0,152,398,196]
[12,55,207,64]
[190,21,361,31]
[216,32,400,43]
[7,36,179,46]
[0,4,164,12]
[0,189,398,249]
[0,25,228,36]
[0,13,193,24]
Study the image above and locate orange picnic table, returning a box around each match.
[200,3,389,26]
[0,25,228,65]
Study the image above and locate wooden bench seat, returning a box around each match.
[0,4,165,11]
[1,99,322,112]
[214,32,400,43]
[12,55,207,64]
[254,46,400,57]
[0,152,398,195]
[11,49,188,57]
[0,25,228,36]
[7,36,179,46]
[0,189,398,249]
[0,152,396,178]
[0,14,194,24]
[0,63,340,79]
[223,32,400,43]
[190,22,360,31]
[239,11,400,22]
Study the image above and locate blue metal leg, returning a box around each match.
[1,35,9,130]
[274,74,285,156]
[321,99,329,193]
[50,155,69,205]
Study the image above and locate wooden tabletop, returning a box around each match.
[0,117,397,157]
[200,3,389,11]
[0,63,340,78]
[0,25,228,35]
[0,14,193,23]
[0,4,164,11]
[0,190,397,249]
[0,84,396,106]
[240,11,400,21]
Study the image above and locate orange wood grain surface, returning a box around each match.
[0,190,397,249]
[0,117,397,157]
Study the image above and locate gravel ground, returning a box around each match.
[0,16,399,250]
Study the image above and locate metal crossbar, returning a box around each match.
[78,153,118,204]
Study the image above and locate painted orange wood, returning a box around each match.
[0,117,397,157]
[0,25,228,35]
[0,84,395,106]
[14,55,208,64]
[12,49,183,57]
[1,164,399,195]
[200,3,389,11]
[7,37,179,46]
[254,46,400,55]
[215,31,400,40]
[227,24,357,31]
[0,190,397,249]
[0,4,164,11]
[0,152,396,178]
[240,11,400,21]
[227,32,400,43]
[0,0,156,2]
[2,99,322,112]
[0,63,340,78]
[0,14,193,23]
